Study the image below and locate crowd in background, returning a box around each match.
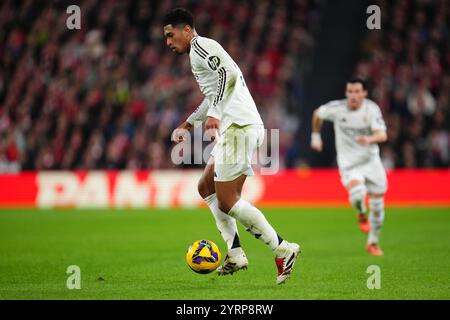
[355,0,449,169]
[0,0,320,172]
[0,0,448,172]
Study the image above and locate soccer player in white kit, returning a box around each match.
[311,78,387,256]
[163,8,300,284]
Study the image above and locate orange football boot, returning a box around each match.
[357,213,370,234]
[366,243,384,256]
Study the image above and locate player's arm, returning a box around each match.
[194,38,238,136]
[171,98,208,143]
[311,101,339,151]
[186,98,210,126]
[171,120,193,143]
[357,103,388,145]
[185,96,220,140]
[311,109,324,152]
[171,98,219,143]
[203,61,231,138]
[172,86,221,144]
[356,130,387,145]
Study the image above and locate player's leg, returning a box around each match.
[342,169,370,233]
[347,179,368,214]
[215,175,300,284]
[214,124,300,284]
[198,158,243,255]
[365,159,388,256]
[215,175,283,249]
[366,193,385,256]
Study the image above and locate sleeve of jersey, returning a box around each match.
[317,101,338,122]
[186,98,210,127]
[191,38,236,119]
[370,104,387,131]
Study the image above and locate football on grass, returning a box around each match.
[186,239,221,274]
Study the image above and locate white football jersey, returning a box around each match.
[186,35,263,133]
[317,99,387,169]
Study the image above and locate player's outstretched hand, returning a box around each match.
[171,128,188,143]
[171,121,193,143]
[310,132,323,152]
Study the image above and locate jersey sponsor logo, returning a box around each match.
[339,126,371,137]
[207,56,221,71]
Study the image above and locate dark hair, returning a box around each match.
[347,77,367,90]
[163,8,194,28]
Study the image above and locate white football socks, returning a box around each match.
[204,193,240,251]
[368,197,385,244]
[349,184,367,213]
[228,198,284,252]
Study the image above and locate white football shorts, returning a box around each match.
[339,157,388,194]
[211,123,264,182]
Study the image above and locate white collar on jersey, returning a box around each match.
[347,98,366,111]
[190,32,199,44]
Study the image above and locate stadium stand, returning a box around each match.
[0,0,447,172]
[354,0,449,169]
[0,0,322,171]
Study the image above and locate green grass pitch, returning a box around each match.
[0,207,449,299]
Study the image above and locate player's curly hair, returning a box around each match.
[163,8,194,28]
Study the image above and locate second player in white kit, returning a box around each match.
[311,78,388,256]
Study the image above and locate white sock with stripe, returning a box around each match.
[368,197,385,244]
[204,193,240,251]
[349,184,367,213]
[228,198,285,252]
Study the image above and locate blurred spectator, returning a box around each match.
[0,0,320,172]
[355,0,449,169]
[2,0,447,172]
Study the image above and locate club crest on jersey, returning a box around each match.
[207,56,221,70]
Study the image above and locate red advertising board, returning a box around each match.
[0,170,449,208]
